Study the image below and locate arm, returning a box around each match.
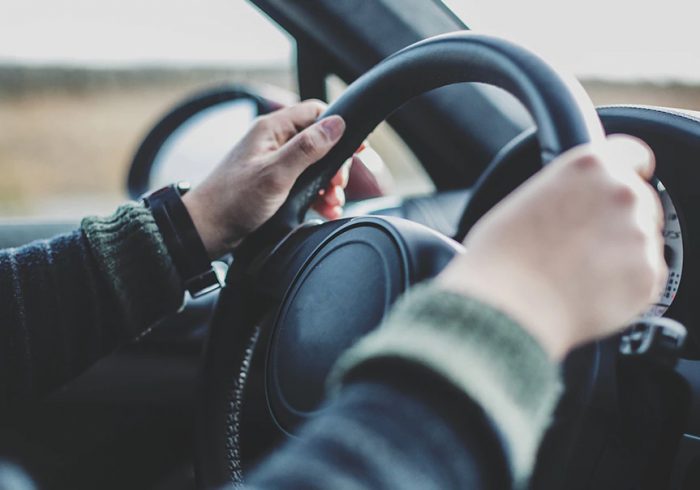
[0,206,180,409]
[246,284,549,490]
[245,136,666,489]
[0,101,348,409]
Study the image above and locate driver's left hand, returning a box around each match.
[182,100,347,259]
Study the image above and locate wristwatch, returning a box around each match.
[142,182,223,297]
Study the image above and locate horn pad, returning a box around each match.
[265,222,409,432]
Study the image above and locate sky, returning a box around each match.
[446,0,700,82]
[0,0,293,67]
[1,0,700,81]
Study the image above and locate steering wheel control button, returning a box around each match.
[619,317,687,367]
[642,180,683,317]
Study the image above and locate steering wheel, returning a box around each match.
[194,31,605,489]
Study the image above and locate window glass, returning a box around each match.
[0,0,293,218]
[444,0,700,107]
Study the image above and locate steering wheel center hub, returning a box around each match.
[266,223,407,431]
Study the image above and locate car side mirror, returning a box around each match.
[127,84,280,199]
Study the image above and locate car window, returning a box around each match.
[0,0,293,219]
[444,0,700,108]
[1,0,435,220]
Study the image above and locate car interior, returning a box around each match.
[2,1,700,489]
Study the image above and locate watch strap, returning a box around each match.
[144,183,222,297]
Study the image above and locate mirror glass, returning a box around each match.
[149,98,258,190]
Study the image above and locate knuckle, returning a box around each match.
[630,226,648,244]
[258,164,288,192]
[623,225,647,248]
[302,98,327,111]
[297,131,320,158]
[610,182,637,206]
[573,153,605,172]
[252,114,272,131]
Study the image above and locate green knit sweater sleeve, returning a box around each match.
[81,202,184,336]
[329,282,563,487]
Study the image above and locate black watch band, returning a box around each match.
[143,182,222,297]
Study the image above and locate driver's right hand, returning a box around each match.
[437,135,666,360]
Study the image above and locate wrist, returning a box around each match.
[436,256,575,361]
[182,189,234,260]
[143,184,223,297]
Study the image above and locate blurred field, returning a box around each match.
[0,65,293,217]
[2,65,700,218]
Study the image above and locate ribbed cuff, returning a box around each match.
[329,282,562,487]
[81,203,184,337]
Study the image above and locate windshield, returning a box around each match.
[444,0,700,83]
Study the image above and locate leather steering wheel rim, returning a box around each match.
[196,31,605,490]
[234,31,604,260]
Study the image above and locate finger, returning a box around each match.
[640,185,665,249]
[605,134,656,181]
[626,179,664,260]
[275,115,346,177]
[632,184,666,302]
[331,160,352,188]
[321,184,346,207]
[649,230,668,303]
[312,200,343,220]
[265,99,327,143]
[265,99,286,112]
[654,250,670,301]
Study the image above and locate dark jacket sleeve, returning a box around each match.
[244,284,563,490]
[0,203,183,409]
[246,368,511,490]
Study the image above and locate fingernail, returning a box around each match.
[320,115,345,141]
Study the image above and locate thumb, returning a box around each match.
[277,115,346,176]
[604,134,656,180]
